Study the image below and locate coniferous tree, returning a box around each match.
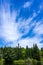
[32,44,41,61]
[25,45,29,59]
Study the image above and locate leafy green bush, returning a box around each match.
[32,59,37,65]
[0,59,4,65]
[32,59,43,65]
[14,59,32,65]
[14,60,28,65]
[41,61,43,65]
[37,61,41,65]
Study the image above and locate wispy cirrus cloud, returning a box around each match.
[39,2,43,10]
[0,3,21,42]
[23,1,32,8]
[34,21,43,35]
[0,0,43,48]
[18,37,43,49]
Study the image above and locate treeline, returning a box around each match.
[0,43,43,61]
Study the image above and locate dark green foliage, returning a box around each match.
[4,59,14,65]
[0,44,43,65]
[3,47,15,65]
[0,44,42,61]
[25,45,32,59]
[25,45,29,59]
[0,47,3,59]
[37,61,41,65]
[41,48,43,58]
[14,44,23,60]
[32,44,41,61]
[3,47,15,60]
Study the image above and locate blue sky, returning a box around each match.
[0,0,43,48]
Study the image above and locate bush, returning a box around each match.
[14,60,27,65]
[37,61,43,65]
[32,59,37,65]
[41,61,43,65]
[32,59,43,65]
[0,59,4,65]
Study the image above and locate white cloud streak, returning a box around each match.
[0,4,21,42]
[23,1,32,8]
[18,37,43,49]
[33,20,43,35]
[40,2,43,10]
[0,2,43,48]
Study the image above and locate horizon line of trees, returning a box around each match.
[0,43,43,65]
[0,43,43,61]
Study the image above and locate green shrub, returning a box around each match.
[0,59,4,65]
[32,59,37,65]
[41,61,43,65]
[14,60,27,65]
[37,61,43,65]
